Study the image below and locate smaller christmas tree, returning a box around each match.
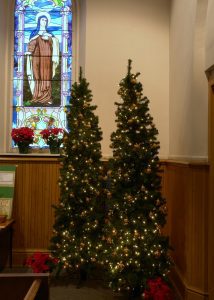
[50,68,104,278]
[102,60,172,297]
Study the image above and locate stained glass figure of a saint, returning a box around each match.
[26,13,60,106]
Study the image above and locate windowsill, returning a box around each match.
[0,153,61,162]
[0,153,60,156]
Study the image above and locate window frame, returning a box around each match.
[0,0,80,154]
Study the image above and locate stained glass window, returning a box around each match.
[13,0,72,148]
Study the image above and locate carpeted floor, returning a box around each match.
[1,267,134,299]
[1,267,178,299]
[50,278,128,300]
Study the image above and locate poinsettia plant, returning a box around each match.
[25,252,59,273]
[11,127,34,145]
[143,277,173,300]
[40,128,64,147]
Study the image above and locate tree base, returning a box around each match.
[76,268,88,289]
[128,286,142,299]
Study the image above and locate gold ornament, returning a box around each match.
[156,199,161,206]
[112,228,117,236]
[118,262,125,270]
[107,192,112,199]
[146,167,151,174]
[141,185,145,191]
[131,104,137,109]
[154,250,161,258]
[81,211,87,217]
[134,230,139,237]
[108,210,113,216]
[84,102,90,108]
[160,205,167,214]
[107,170,112,176]
[134,144,140,149]
[107,237,112,244]
[127,195,132,202]
[149,212,154,219]
[157,225,161,233]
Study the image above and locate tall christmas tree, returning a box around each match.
[102,60,172,296]
[50,68,104,277]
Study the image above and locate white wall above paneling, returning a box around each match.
[205,0,214,71]
[82,0,170,158]
[169,0,208,160]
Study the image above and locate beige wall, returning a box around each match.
[205,0,214,70]
[169,0,208,160]
[82,0,170,158]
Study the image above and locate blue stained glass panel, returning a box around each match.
[13,0,72,148]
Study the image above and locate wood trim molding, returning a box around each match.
[206,65,214,300]
[170,267,209,300]
[0,155,60,162]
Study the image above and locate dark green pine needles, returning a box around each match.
[50,68,104,275]
[102,60,172,295]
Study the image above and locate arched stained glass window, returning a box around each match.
[13,0,72,148]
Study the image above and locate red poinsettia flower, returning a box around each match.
[25,252,59,273]
[143,277,173,300]
[40,128,64,139]
[40,128,64,146]
[11,127,34,144]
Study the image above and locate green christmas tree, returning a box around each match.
[50,68,104,278]
[102,60,172,296]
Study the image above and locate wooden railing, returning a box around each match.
[0,273,49,300]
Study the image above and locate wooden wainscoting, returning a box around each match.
[162,160,209,300]
[0,155,60,266]
[0,156,209,300]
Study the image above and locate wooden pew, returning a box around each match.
[0,219,15,269]
[0,273,49,300]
